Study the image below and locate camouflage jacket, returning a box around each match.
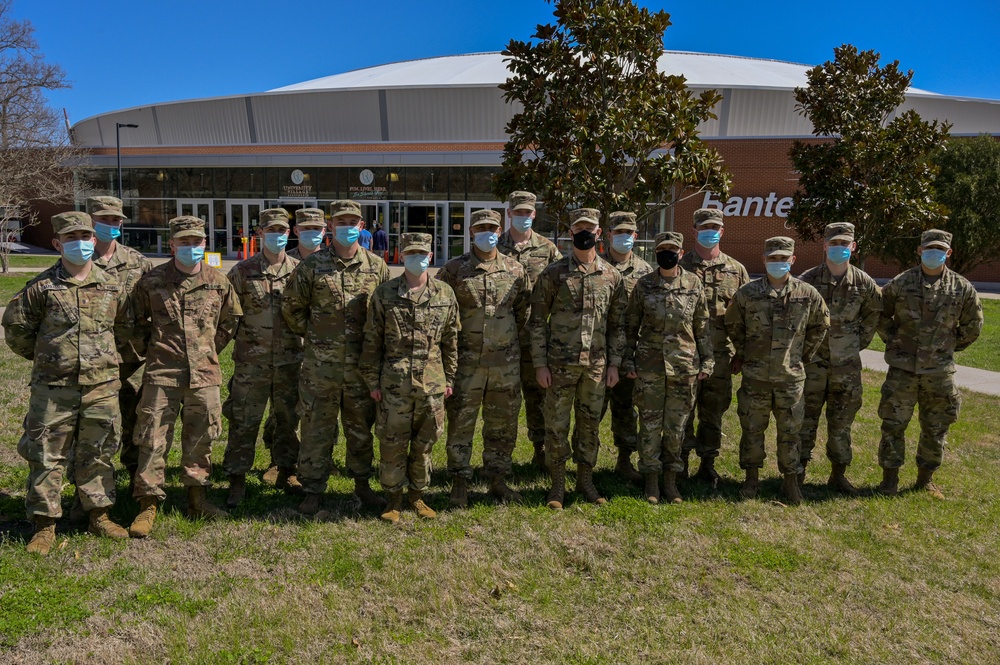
[360,276,460,395]
[725,276,830,383]
[281,247,390,377]
[530,253,627,369]
[132,261,242,388]
[436,251,529,369]
[877,266,983,374]
[3,262,132,387]
[623,269,714,377]
[602,250,654,297]
[497,229,561,349]
[228,252,303,368]
[798,262,882,373]
[287,246,321,261]
[93,242,153,365]
[679,250,750,362]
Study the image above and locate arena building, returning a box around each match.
[61,51,1000,277]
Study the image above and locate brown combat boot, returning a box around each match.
[643,473,660,505]
[88,508,128,539]
[739,467,759,499]
[26,516,56,555]
[614,450,643,484]
[797,461,808,489]
[129,497,158,539]
[261,464,280,486]
[662,470,683,504]
[547,462,566,510]
[914,467,945,500]
[227,474,246,508]
[407,489,436,519]
[576,464,607,505]
[298,493,322,515]
[876,467,899,496]
[354,477,387,509]
[277,468,304,495]
[531,442,546,470]
[781,473,803,506]
[186,486,228,520]
[693,456,721,487]
[489,476,523,504]
[827,463,859,496]
[449,476,469,508]
[381,491,403,523]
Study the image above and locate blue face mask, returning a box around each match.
[921,248,948,270]
[334,225,360,247]
[697,229,721,248]
[61,239,95,266]
[297,229,324,250]
[766,261,791,279]
[264,232,288,254]
[176,245,205,267]
[827,245,851,265]
[511,215,533,233]
[403,253,431,276]
[94,221,122,243]
[611,234,635,253]
[473,231,498,252]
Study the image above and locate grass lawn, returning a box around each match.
[0,273,38,304]
[3,255,58,269]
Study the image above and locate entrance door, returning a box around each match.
[387,202,447,265]
[177,200,215,251]
[460,201,506,260]
[227,200,264,258]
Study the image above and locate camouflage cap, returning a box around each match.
[609,211,637,232]
[401,232,433,253]
[51,211,94,235]
[86,196,127,220]
[329,200,362,219]
[569,208,601,226]
[169,215,206,239]
[654,231,684,250]
[921,228,952,249]
[470,209,502,228]
[825,222,855,242]
[764,236,795,257]
[295,208,327,228]
[693,208,725,227]
[259,208,291,229]
[507,191,536,212]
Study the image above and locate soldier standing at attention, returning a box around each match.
[679,208,749,485]
[222,209,304,508]
[623,232,713,505]
[797,222,881,494]
[496,191,560,468]
[282,200,390,515]
[875,229,982,499]
[725,237,829,506]
[531,208,626,510]
[361,233,460,523]
[129,216,242,536]
[437,209,530,507]
[4,212,133,553]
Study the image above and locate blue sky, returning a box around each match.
[15,0,1000,126]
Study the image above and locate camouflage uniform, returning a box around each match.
[361,246,460,493]
[131,218,242,501]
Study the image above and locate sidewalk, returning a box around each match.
[860,350,1000,396]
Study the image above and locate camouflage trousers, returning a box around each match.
[598,373,638,453]
[133,385,223,500]
[543,364,606,468]
[18,380,121,520]
[376,385,444,493]
[800,362,863,466]
[118,361,144,478]
[520,353,546,447]
[297,364,376,494]
[736,378,804,475]
[635,373,698,474]
[878,367,960,471]
[446,364,521,480]
[222,364,300,476]
[682,362,733,460]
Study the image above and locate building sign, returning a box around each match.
[281,169,313,197]
[349,169,388,199]
[701,191,794,218]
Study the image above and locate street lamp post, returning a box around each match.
[116,123,139,199]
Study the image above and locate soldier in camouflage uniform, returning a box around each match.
[437,209,530,507]
[679,208,749,485]
[725,236,829,505]
[4,212,133,553]
[222,209,304,508]
[129,216,242,536]
[623,232,713,505]
[875,229,983,499]
[496,191,561,468]
[530,208,626,510]
[282,200,390,515]
[797,222,881,495]
[361,232,460,523]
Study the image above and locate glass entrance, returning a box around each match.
[177,199,215,251]
[227,200,264,258]
[386,202,447,265]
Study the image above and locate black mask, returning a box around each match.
[656,250,679,270]
[572,229,597,250]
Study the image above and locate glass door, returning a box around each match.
[227,200,264,258]
[391,202,448,265]
[177,199,215,251]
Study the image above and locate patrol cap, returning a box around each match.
[609,211,637,232]
[825,222,855,242]
[169,215,206,239]
[51,211,93,235]
[470,209,502,228]
[401,232,433,253]
[569,208,601,226]
[654,231,684,250]
[295,208,327,228]
[329,200,362,219]
[764,236,795,257]
[86,196,127,220]
[507,191,536,212]
[259,208,291,229]
[693,208,725,227]
[921,229,952,249]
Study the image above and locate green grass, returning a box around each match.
[2,342,1000,662]
[2,255,58,269]
[0,273,38,304]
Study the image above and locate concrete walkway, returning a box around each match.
[860,350,1000,396]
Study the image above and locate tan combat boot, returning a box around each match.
[739,467,759,499]
[26,516,56,555]
[381,491,403,523]
[276,468,304,495]
[129,498,158,539]
[781,473,803,506]
[576,464,607,505]
[643,473,659,505]
[876,467,899,497]
[354,477,387,509]
[614,450,643,484]
[449,476,469,508]
[662,470,683,504]
[489,476,523,504]
[227,474,246,508]
[186,486,228,520]
[407,489,436,519]
[261,464,280,485]
[531,442,546,470]
[547,462,566,511]
[693,457,721,486]
[914,467,945,500]
[88,507,128,539]
[827,463,859,496]
[298,493,322,516]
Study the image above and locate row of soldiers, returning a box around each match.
[4,192,983,554]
